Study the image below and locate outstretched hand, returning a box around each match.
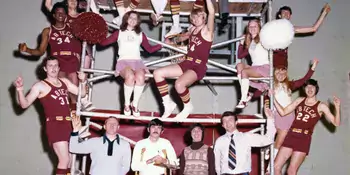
[333,96,341,108]
[71,111,82,132]
[323,3,331,14]
[18,43,27,52]
[311,58,319,71]
[14,76,24,90]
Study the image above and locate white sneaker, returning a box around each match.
[124,105,131,116]
[165,25,182,38]
[81,96,96,111]
[151,13,163,26]
[131,103,140,117]
[246,92,253,102]
[161,100,177,118]
[112,16,122,27]
[236,100,247,109]
[174,102,193,120]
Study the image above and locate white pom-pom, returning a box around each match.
[260,19,295,50]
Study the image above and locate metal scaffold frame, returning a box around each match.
[72,0,275,174]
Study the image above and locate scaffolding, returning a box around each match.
[72,0,275,174]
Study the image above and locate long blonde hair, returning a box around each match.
[244,19,261,49]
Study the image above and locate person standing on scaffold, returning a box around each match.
[99,11,162,117]
[153,0,215,120]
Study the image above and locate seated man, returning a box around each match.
[131,119,178,175]
[70,115,131,175]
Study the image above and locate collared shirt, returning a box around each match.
[69,133,131,175]
[131,137,177,175]
[214,119,276,174]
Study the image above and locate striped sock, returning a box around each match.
[193,0,204,9]
[156,80,169,97]
[170,0,181,15]
[179,88,190,104]
[129,0,140,9]
[114,0,124,7]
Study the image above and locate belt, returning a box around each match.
[46,116,71,122]
[186,56,202,64]
[291,128,310,135]
[53,51,80,58]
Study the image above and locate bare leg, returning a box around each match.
[52,141,70,175]
[274,146,293,175]
[287,151,307,175]
[275,129,289,149]
[174,70,197,119]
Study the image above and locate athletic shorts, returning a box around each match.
[282,130,312,155]
[178,57,207,80]
[46,119,72,146]
[57,55,80,74]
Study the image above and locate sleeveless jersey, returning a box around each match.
[292,98,321,135]
[49,24,82,59]
[39,79,71,121]
[187,29,213,65]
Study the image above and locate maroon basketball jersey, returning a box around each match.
[39,79,71,120]
[49,24,82,59]
[187,29,213,64]
[65,14,77,27]
[292,98,321,134]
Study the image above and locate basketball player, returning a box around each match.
[273,79,341,175]
[13,56,87,175]
[153,0,215,119]
[18,2,92,109]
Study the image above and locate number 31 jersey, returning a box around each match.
[48,24,82,58]
[39,79,71,121]
[293,98,321,134]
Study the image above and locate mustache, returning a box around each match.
[152,132,159,134]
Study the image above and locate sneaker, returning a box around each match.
[150,13,163,26]
[112,16,122,27]
[174,102,193,120]
[131,104,140,117]
[161,100,177,118]
[236,100,247,109]
[81,96,96,111]
[165,25,182,38]
[124,105,131,116]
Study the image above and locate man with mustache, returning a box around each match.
[131,119,177,175]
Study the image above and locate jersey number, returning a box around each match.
[296,112,309,122]
[59,96,70,105]
[189,44,195,51]
[57,37,71,44]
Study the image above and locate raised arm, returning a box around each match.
[294,4,330,34]
[205,0,215,35]
[99,30,119,46]
[69,115,96,154]
[319,96,341,126]
[45,0,53,11]
[141,33,162,53]
[14,76,41,109]
[247,106,276,147]
[290,59,318,91]
[274,97,304,116]
[18,28,50,57]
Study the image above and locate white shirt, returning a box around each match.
[131,137,178,175]
[214,119,276,174]
[117,30,143,60]
[274,84,292,107]
[249,41,269,66]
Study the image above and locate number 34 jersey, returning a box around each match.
[293,98,321,135]
[48,24,82,59]
[39,79,71,121]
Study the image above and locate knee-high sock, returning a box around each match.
[132,85,145,108]
[129,0,140,10]
[114,0,124,8]
[193,0,204,9]
[124,84,134,106]
[179,88,190,104]
[170,0,180,15]
[156,80,169,101]
[237,74,242,85]
[241,79,249,101]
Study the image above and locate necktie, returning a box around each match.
[228,134,236,170]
